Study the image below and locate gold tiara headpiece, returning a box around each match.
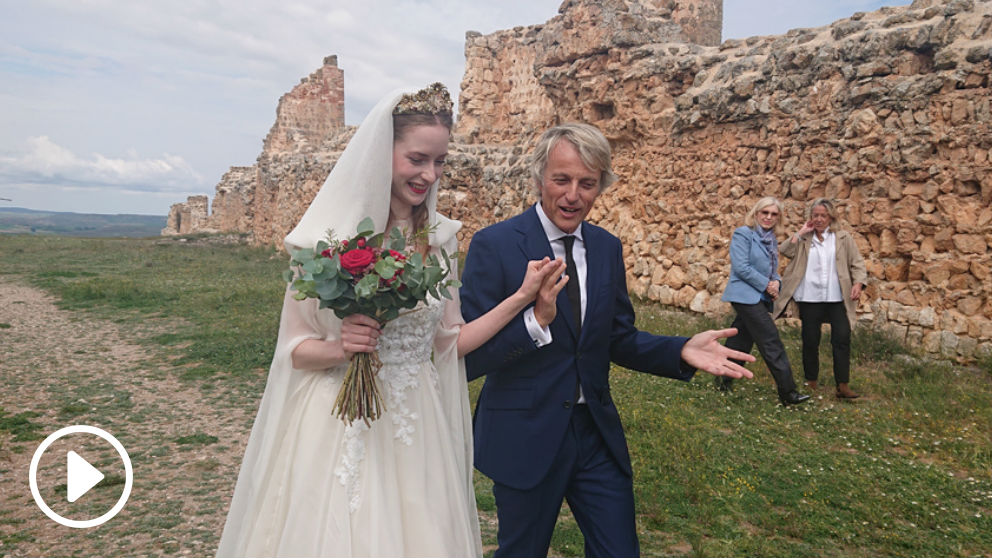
[393,82,453,115]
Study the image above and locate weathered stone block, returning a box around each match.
[952,234,986,253]
[958,296,984,316]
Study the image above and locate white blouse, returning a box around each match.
[793,228,843,303]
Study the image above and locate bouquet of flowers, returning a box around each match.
[283,217,460,426]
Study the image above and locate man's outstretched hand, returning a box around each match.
[680,328,756,378]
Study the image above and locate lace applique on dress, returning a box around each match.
[334,296,445,512]
[334,421,369,512]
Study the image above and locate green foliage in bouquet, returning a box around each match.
[282,216,461,425]
[283,217,461,324]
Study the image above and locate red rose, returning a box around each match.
[388,249,406,261]
[340,248,375,274]
[320,248,333,258]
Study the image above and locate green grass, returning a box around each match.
[0,408,45,442]
[174,433,219,446]
[2,234,990,557]
[1,235,285,390]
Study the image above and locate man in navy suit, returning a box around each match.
[460,123,756,557]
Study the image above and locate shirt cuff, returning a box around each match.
[523,307,552,348]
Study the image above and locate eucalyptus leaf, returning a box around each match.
[355,274,380,299]
[357,217,375,237]
[374,258,400,278]
[291,248,313,262]
[388,227,406,251]
[316,279,348,300]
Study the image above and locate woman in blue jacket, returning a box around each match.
[719,197,809,406]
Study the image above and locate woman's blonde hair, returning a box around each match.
[744,196,784,232]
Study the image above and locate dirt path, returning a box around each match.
[0,278,255,557]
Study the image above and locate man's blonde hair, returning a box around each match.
[530,123,617,192]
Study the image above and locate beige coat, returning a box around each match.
[772,229,868,329]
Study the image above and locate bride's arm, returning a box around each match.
[456,258,566,357]
[291,314,382,370]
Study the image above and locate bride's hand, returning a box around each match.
[516,258,566,301]
[340,314,381,358]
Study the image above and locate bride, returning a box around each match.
[215,83,566,557]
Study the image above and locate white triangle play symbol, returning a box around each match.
[66,450,104,503]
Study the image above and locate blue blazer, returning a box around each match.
[460,206,692,490]
[721,226,781,305]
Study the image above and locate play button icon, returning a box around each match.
[66,450,105,502]
[29,425,133,528]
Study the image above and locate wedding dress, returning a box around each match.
[216,86,481,557]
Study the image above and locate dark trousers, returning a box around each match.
[492,405,639,558]
[797,301,851,385]
[726,301,798,394]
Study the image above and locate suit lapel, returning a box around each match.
[516,206,554,261]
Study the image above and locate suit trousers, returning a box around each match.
[797,301,851,385]
[491,405,639,558]
[726,301,798,394]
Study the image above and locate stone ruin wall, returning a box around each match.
[163,56,351,244]
[164,0,992,359]
[444,0,992,360]
[457,0,722,143]
[262,55,346,153]
[161,195,211,235]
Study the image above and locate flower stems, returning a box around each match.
[333,351,385,426]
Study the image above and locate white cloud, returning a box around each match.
[0,136,205,193]
[0,0,914,216]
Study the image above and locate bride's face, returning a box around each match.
[390,123,450,218]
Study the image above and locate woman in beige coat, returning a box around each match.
[773,199,868,399]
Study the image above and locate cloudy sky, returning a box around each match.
[0,0,908,216]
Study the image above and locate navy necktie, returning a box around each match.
[562,235,581,335]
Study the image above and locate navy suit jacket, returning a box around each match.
[461,206,694,490]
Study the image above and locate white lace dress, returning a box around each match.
[217,243,481,557]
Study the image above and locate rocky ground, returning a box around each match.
[0,278,501,557]
[0,279,254,557]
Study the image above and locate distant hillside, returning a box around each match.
[0,207,166,238]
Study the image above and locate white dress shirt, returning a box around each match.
[793,228,843,303]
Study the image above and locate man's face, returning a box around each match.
[538,140,601,234]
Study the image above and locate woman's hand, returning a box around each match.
[791,220,815,242]
[766,280,780,300]
[456,258,567,358]
[516,257,567,301]
[850,283,863,301]
[340,314,381,358]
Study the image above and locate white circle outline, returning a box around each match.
[29,425,133,529]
